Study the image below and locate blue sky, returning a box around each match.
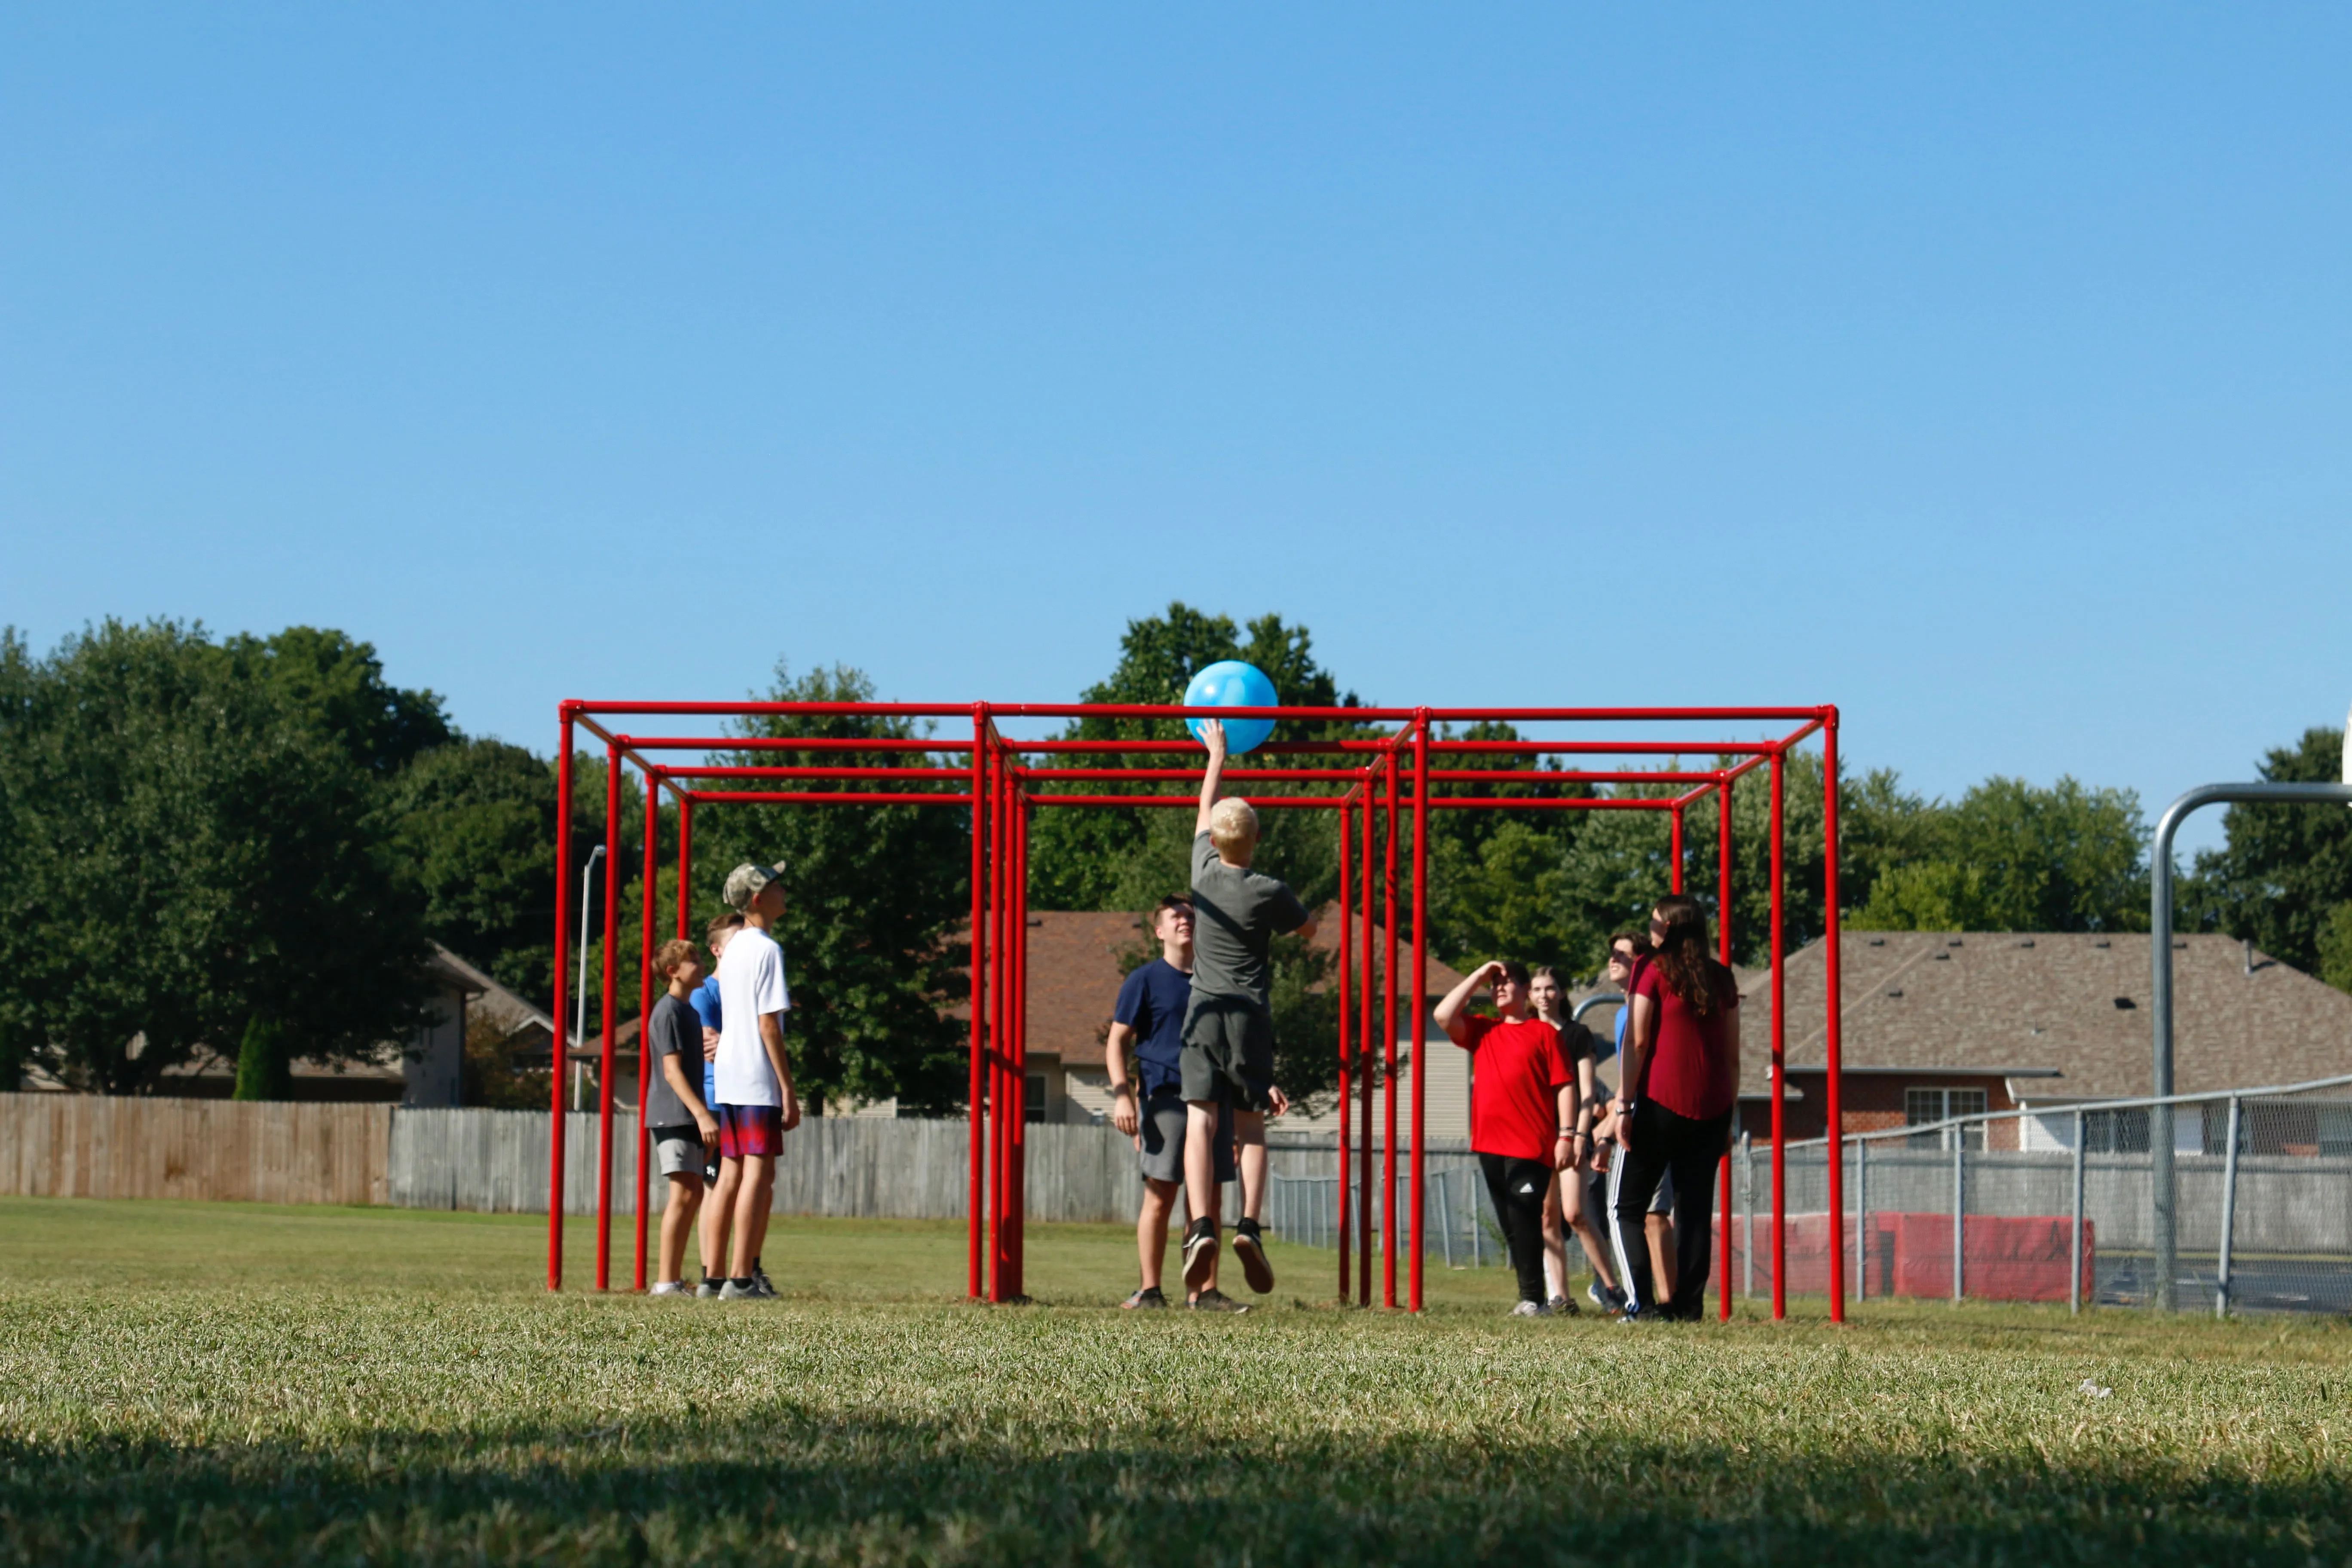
[3,5,2346,851]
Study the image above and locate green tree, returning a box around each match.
[0,620,434,1093]
[386,739,565,1003]
[692,662,970,1115]
[2188,726,2352,983]
[230,1014,291,1101]
[224,626,453,775]
[1852,775,2149,933]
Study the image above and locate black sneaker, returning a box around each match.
[1546,1294,1580,1317]
[1181,1218,1219,1291]
[1121,1286,1170,1310]
[1231,1218,1275,1295]
[1189,1288,1250,1314]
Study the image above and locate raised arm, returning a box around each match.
[1433,960,1502,1046]
[1194,718,1228,837]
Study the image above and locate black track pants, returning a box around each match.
[1478,1151,1554,1305]
[1607,1101,1731,1319]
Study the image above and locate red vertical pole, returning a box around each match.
[634,769,659,1292]
[1010,785,1030,1299]
[1670,804,1684,895]
[988,738,1009,1302]
[1336,801,1353,1300]
[1359,783,1374,1307]
[1409,712,1430,1314]
[675,795,694,940]
[548,709,576,1292]
[596,742,623,1292]
[1823,710,1847,1323]
[1717,775,1734,1321]
[1382,745,1400,1308]
[1769,747,1788,1320]
[967,707,987,1299]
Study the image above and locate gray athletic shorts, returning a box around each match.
[650,1124,707,1178]
[1179,993,1276,1112]
[1589,1162,1673,1218]
[1139,1093,1238,1185]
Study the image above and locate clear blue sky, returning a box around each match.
[4,6,2346,850]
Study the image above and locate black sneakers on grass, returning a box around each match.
[1121,1286,1169,1309]
[1231,1217,1275,1295]
[1181,1218,1219,1290]
[1189,1288,1250,1314]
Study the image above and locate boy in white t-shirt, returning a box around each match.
[708,859,802,1300]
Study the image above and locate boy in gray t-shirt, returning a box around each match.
[1179,718,1318,1297]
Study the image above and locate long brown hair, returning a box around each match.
[1650,894,1731,1016]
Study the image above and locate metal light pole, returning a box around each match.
[572,844,604,1113]
[2148,779,2352,1310]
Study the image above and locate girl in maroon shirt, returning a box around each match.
[1607,894,1743,1321]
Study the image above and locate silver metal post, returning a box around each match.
[2151,781,2352,1311]
[2070,1108,2086,1315]
[2216,1095,2242,1320]
[1853,1134,1868,1302]
[1438,1171,1455,1268]
[1741,1132,1754,1298]
[570,843,604,1112]
[1952,1130,1965,1304]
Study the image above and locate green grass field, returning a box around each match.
[2,1197,2348,1565]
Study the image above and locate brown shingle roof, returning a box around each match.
[1736,932,2352,1101]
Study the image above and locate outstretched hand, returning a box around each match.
[1200,717,1228,760]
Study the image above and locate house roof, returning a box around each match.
[1733,931,2352,1102]
[1019,907,1471,1068]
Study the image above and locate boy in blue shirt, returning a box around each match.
[688,912,743,1295]
[1104,897,1242,1310]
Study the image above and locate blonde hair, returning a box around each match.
[1208,796,1259,855]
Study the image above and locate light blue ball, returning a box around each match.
[1182,660,1278,755]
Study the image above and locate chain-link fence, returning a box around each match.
[1264,1075,2352,1314]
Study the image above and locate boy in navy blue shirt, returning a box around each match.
[1104,897,1241,1310]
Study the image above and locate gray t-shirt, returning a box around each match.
[1189,831,1311,1007]
[643,992,703,1129]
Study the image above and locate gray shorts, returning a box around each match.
[1139,1094,1238,1185]
[1179,993,1276,1112]
[650,1124,707,1179]
[1588,1162,1673,1218]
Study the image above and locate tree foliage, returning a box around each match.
[2188,726,2352,988]
[1849,775,2149,934]
[690,663,971,1115]
[0,621,434,1093]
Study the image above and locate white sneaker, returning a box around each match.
[1510,1299,1550,1317]
[649,1280,690,1297]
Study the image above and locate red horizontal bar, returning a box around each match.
[1422,769,1721,785]
[570,699,1829,725]
[1026,795,1355,809]
[1012,739,1383,755]
[1020,767,1367,783]
[685,791,975,805]
[664,766,968,781]
[617,735,966,753]
[1427,797,1683,811]
[1430,740,1774,756]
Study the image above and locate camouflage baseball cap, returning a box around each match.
[722,861,788,912]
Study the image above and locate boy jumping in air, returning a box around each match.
[1179,718,1316,1295]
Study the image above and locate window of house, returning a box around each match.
[1906,1087,1988,1148]
[1026,1075,1048,1123]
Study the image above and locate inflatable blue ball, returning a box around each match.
[1183,661,1278,756]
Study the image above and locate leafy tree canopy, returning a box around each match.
[2189,726,2352,988]
[0,620,434,1093]
[1850,775,2150,934]
[224,626,454,775]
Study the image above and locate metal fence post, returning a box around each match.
[1952,1130,1965,1304]
[1437,1171,1455,1269]
[2216,1095,2242,1320]
[2071,1107,2086,1315]
[1853,1134,1868,1303]
[1741,1132,1755,1299]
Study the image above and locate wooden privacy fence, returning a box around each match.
[2,1095,1438,1224]
[0,1092,390,1206]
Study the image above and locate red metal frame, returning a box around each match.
[544,701,1843,1322]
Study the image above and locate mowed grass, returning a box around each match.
[1,1198,2348,1565]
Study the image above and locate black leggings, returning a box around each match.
[1608,1100,1731,1319]
[1477,1152,1554,1304]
